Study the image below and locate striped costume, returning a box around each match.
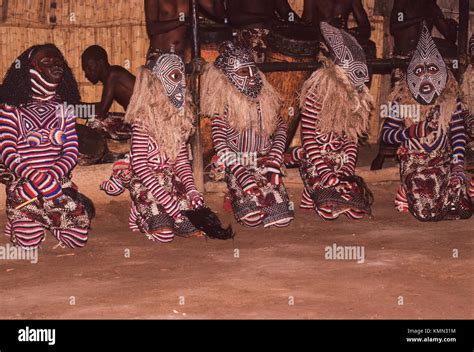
[296,91,372,220]
[288,23,373,220]
[101,51,201,243]
[202,42,294,228]
[211,109,294,227]
[0,69,93,249]
[468,113,474,199]
[382,99,473,221]
[382,24,472,221]
[101,124,201,243]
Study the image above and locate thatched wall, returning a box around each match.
[0,0,147,111]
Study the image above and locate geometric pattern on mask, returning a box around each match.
[320,22,369,89]
[152,53,186,109]
[214,41,263,99]
[407,23,447,104]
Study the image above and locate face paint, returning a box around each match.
[320,22,369,90]
[407,24,447,105]
[31,47,65,84]
[152,53,186,109]
[215,41,263,99]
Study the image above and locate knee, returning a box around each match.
[54,228,88,249]
[148,230,175,243]
[10,221,45,249]
[240,213,263,227]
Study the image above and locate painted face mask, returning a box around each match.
[215,41,263,99]
[320,22,369,90]
[152,52,186,109]
[407,24,447,105]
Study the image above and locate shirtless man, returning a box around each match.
[226,0,301,62]
[82,45,135,118]
[390,0,457,56]
[302,0,371,40]
[145,0,226,60]
[81,45,135,140]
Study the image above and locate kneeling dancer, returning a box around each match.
[201,42,294,228]
[0,44,94,249]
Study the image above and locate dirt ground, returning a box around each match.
[0,182,472,319]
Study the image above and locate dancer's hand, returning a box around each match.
[187,190,205,209]
[244,184,263,197]
[246,185,266,206]
[242,176,259,195]
[267,172,281,185]
[449,169,466,188]
[408,120,436,139]
[244,184,266,205]
[19,181,40,201]
[419,115,438,138]
[320,171,340,187]
[261,159,281,176]
[449,175,463,188]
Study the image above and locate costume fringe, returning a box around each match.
[299,57,373,141]
[125,66,195,161]
[200,64,281,136]
[389,70,460,133]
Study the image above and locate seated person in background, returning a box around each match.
[81,45,134,140]
[226,0,301,63]
[390,0,457,58]
[145,0,226,61]
[302,0,373,57]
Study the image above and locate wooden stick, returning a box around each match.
[189,0,204,193]
[15,197,38,210]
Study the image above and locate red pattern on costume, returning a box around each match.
[211,107,287,192]
[299,91,368,219]
[0,69,88,249]
[469,179,474,200]
[211,106,294,227]
[0,78,78,199]
[301,93,357,179]
[130,124,197,220]
[382,100,472,220]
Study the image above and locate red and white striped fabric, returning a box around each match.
[0,69,87,249]
[211,107,287,193]
[130,123,197,220]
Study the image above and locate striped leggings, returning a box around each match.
[5,220,88,249]
[128,203,175,244]
[300,188,365,220]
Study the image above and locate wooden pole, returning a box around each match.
[185,58,410,75]
[189,0,205,192]
[457,0,469,80]
[1,0,8,23]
